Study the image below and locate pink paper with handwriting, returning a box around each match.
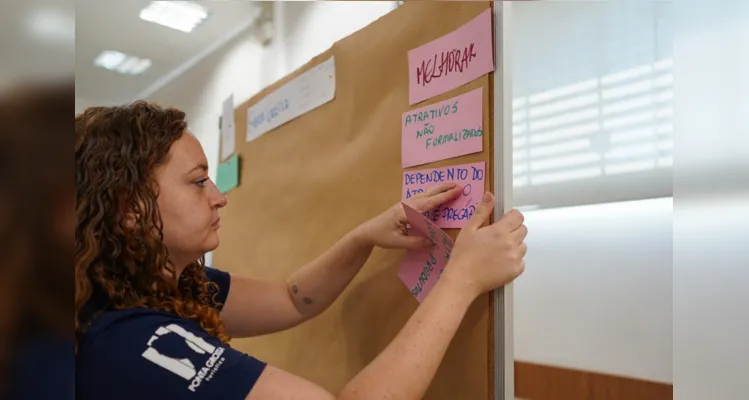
[408,8,494,105]
[402,161,485,228]
[398,203,455,303]
[402,87,483,168]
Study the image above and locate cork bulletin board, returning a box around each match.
[213,2,496,398]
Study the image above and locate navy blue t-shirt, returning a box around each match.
[76,267,267,400]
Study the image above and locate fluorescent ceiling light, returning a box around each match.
[26,8,75,45]
[139,1,209,33]
[94,51,152,76]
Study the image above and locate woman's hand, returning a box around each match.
[441,192,528,300]
[355,182,463,250]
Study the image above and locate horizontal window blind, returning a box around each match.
[511,0,673,210]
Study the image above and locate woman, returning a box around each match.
[75,101,527,400]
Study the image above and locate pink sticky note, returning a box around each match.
[401,87,483,168]
[398,203,455,302]
[408,8,494,105]
[402,161,485,228]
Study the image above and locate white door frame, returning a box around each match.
[493,2,515,400]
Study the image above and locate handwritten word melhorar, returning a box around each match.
[408,8,494,105]
[398,203,455,303]
[403,161,485,229]
[401,87,483,168]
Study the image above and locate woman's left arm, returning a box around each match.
[219,183,462,338]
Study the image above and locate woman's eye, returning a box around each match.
[195,178,209,187]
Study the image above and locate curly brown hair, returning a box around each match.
[75,101,229,350]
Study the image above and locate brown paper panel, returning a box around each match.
[214,2,496,398]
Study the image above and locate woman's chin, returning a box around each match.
[203,231,221,252]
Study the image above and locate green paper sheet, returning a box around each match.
[216,154,240,194]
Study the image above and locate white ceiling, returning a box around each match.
[75,0,265,106]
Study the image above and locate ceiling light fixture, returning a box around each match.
[139,1,210,33]
[26,8,75,45]
[94,50,152,76]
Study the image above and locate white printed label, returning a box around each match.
[220,94,235,161]
[246,56,336,142]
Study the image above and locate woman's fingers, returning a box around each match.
[492,209,524,235]
[418,182,457,197]
[416,183,462,211]
[465,192,494,231]
[510,224,528,245]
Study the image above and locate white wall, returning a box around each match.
[75,96,118,114]
[515,198,673,383]
[145,1,397,265]
[280,1,396,73]
[511,0,673,384]
[673,0,749,397]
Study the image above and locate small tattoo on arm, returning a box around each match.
[291,284,311,305]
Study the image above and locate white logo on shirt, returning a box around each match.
[141,324,226,392]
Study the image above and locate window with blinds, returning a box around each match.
[511,1,673,210]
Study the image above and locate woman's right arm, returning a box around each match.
[247,192,527,400]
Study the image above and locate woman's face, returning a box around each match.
[153,133,227,270]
